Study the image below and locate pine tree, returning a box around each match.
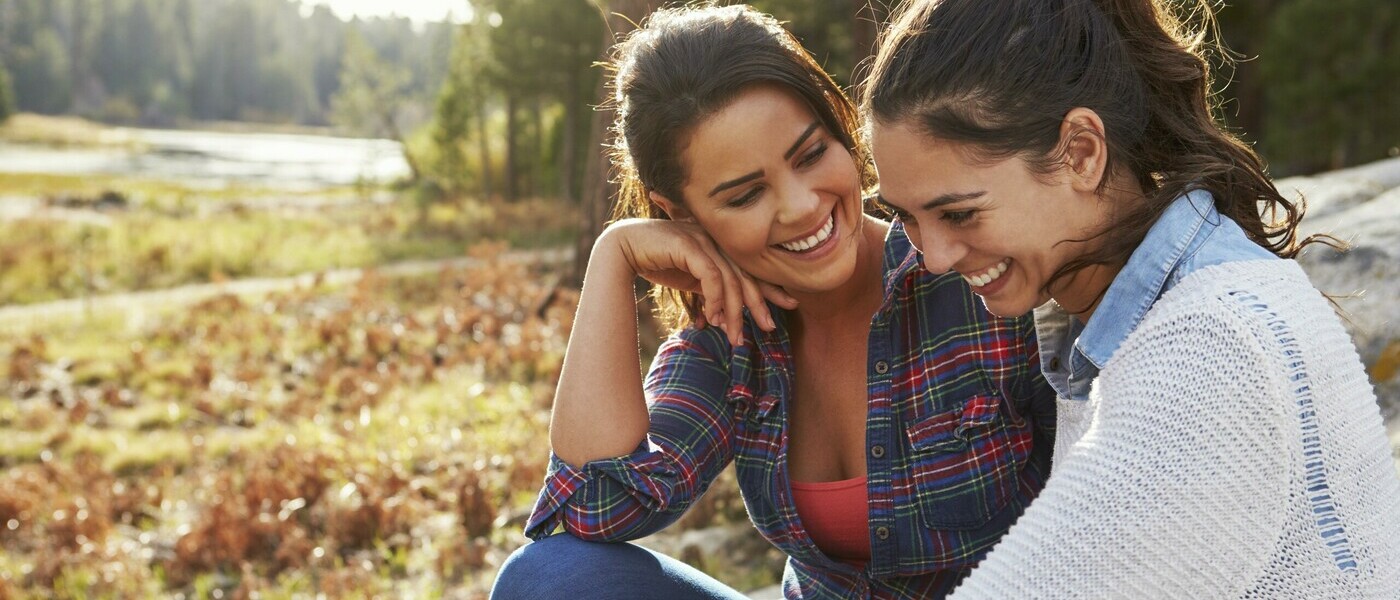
[0,60,15,123]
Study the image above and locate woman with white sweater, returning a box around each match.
[863,0,1400,597]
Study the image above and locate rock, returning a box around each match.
[1289,159,1400,424]
[1276,156,1400,219]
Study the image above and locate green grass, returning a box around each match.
[0,195,577,305]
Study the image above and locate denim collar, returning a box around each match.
[1037,189,1224,400]
[1076,188,1222,370]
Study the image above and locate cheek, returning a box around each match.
[824,147,861,189]
[710,219,771,258]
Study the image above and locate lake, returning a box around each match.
[0,126,411,190]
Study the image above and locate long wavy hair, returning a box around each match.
[606,3,875,331]
[863,0,1339,306]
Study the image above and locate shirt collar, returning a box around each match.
[881,219,922,302]
[1075,188,1221,369]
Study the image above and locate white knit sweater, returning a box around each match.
[951,260,1400,598]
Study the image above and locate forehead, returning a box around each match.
[681,86,818,178]
[870,121,977,207]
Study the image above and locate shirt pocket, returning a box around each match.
[905,391,1031,529]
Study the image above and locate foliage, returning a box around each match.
[330,31,423,179]
[0,176,579,306]
[1259,0,1400,172]
[0,58,13,124]
[0,0,448,128]
[0,240,782,596]
[0,245,576,597]
[430,18,496,199]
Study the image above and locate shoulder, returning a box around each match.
[1099,259,1322,415]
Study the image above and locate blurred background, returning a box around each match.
[0,1,1395,598]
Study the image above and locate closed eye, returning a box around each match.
[942,210,975,225]
[797,142,827,168]
[727,185,764,208]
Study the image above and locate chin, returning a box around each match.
[978,293,1040,319]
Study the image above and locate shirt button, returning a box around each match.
[875,526,890,540]
[870,445,885,458]
[1049,357,1062,371]
[874,360,889,374]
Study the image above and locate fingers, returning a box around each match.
[713,253,745,347]
[756,280,800,311]
[723,254,775,332]
[686,252,725,332]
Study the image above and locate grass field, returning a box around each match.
[0,170,578,306]
[0,151,781,597]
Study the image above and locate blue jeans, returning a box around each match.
[490,534,753,600]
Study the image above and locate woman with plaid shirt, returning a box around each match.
[491,5,1054,599]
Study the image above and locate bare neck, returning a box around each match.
[787,215,890,337]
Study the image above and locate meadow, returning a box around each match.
[0,116,782,598]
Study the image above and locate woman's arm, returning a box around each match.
[529,220,797,541]
[548,219,792,466]
[547,227,651,466]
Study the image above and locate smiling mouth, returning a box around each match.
[962,259,1010,288]
[775,212,835,253]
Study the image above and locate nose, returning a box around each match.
[776,181,821,226]
[911,225,964,275]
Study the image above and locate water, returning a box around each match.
[0,127,411,190]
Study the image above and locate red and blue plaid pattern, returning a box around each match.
[525,223,1055,599]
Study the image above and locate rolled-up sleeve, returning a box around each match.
[523,326,738,542]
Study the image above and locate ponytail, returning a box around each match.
[865,0,1339,297]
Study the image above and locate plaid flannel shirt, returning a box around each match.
[525,222,1056,599]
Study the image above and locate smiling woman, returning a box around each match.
[489,4,1057,600]
[864,0,1400,597]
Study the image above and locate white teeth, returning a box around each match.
[965,259,1010,288]
[778,214,835,252]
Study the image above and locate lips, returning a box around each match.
[775,212,835,253]
[963,259,1010,288]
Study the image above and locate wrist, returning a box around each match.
[587,226,639,285]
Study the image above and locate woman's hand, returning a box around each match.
[603,219,798,346]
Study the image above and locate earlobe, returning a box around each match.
[649,191,693,221]
[1059,107,1109,193]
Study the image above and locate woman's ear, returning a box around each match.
[1058,107,1110,193]
[649,191,693,221]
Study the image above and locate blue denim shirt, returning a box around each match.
[1034,189,1277,401]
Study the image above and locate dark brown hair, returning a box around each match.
[863,0,1337,303]
[608,3,874,330]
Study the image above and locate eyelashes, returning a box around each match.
[724,141,830,208]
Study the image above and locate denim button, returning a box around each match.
[874,360,889,374]
[870,445,885,458]
[875,526,890,540]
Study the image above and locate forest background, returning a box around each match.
[0,0,1396,598]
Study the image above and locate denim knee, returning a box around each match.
[489,534,748,600]
[490,534,612,600]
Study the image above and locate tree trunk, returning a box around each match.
[533,96,546,199]
[559,67,581,203]
[475,99,494,202]
[504,93,519,202]
[573,0,659,284]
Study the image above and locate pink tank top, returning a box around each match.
[790,475,871,566]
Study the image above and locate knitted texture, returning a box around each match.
[951,260,1400,598]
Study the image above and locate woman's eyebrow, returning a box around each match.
[709,171,764,197]
[783,122,821,160]
[920,191,985,210]
[709,122,823,197]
